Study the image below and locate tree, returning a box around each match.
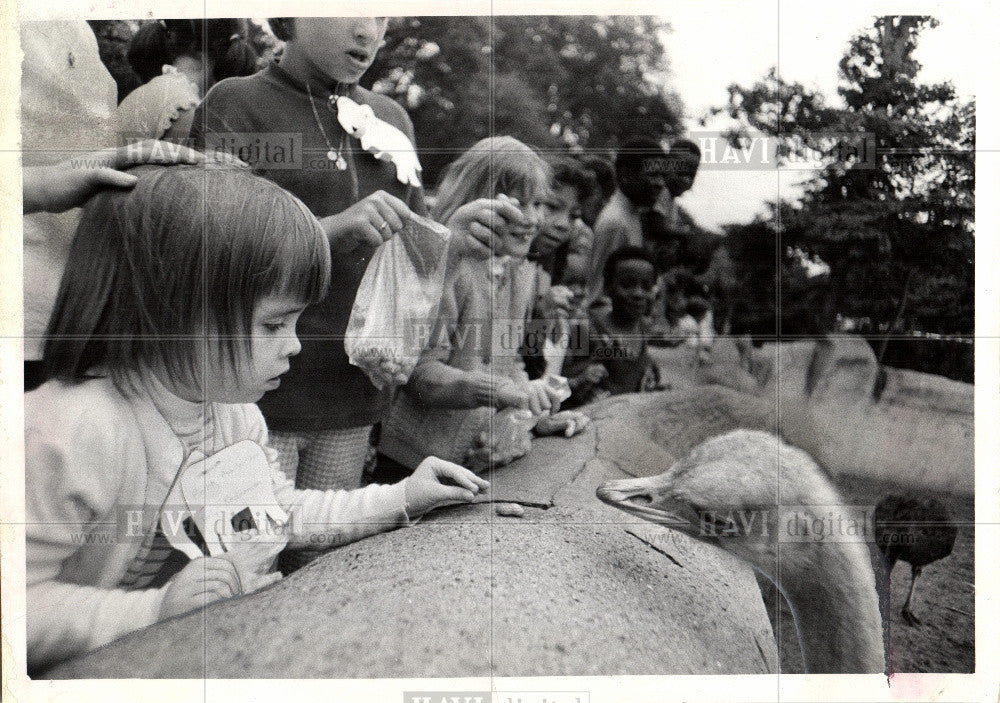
[718,16,974,345]
[363,17,684,186]
[721,220,833,342]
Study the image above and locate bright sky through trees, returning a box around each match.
[661,2,980,229]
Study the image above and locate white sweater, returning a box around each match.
[25,376,409,670]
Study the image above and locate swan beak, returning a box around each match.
[596,476,702,537]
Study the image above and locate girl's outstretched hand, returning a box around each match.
[518,375,572,417]
[445,194,526,258]
[219,527,288,588]
[159,556,243,620]
[403,456,490,517]
[22,140,206,214]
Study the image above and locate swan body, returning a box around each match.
[597,429,885,674]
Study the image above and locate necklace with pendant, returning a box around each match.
[306,83,347,170]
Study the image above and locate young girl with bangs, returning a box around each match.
[191,21,513,575]
[24,165,487,672]
[379,137,588,472]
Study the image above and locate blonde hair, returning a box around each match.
[432,136,551,224]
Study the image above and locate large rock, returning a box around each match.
[45,337,973,677]
[759,338,973,494]
[47,387,782,678]
[653,336,974,494]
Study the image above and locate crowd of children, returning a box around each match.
[21,17,714,672]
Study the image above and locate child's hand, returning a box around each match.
[534,410,591,437]
[159,556,248,620]
[319,190,415,253]
[403,457,490,517]
[583,363,609,386]
[22,140,206,214]
[219,527,287,587]
[537,285,575,320]
[445,195,526,259]
[458,372,527,409]
[525,378,568,415]
[521,379,553,416]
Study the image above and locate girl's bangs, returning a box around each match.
[490,141,551,203]
[265,207,331,305]
[236,180,332,307]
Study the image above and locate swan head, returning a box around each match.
[596,430,851,582]
[598,430,887,674]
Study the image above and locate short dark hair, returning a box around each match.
[604,245,657,289]
[43,165,331,395]
[581,155,616,200]
[547,156,595,204]
[127,19,259,84]
[665,138,702,173]
[614,136,667,178]
[268,18,295,42]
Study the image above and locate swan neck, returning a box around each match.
[779,542,885,674]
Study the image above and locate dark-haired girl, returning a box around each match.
[25,165,487,670]
[117,19,260,141]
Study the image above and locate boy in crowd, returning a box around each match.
[525,156,596,380]
[585,136,668,303]
[579,155,616,229]
[563,246,661,407]
[648,139,714,360]
[656,138,702,221]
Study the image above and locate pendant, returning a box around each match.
[335,155,348,170]
[327,149,338,162]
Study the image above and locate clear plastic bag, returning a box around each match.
[345,214,451,390]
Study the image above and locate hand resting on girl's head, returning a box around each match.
[22,140,207,214]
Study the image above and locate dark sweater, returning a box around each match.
[191,63,427,431]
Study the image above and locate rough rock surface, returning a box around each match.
[45,337,973,677]
[652,337,973,493]
[48,386,781,679]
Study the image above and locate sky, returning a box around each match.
[15,0,987,234]
[660,1,983,230]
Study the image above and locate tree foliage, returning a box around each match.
[720,220,833,341]
[363,16,684,186]
[718,16,974,340]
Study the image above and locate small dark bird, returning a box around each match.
[874,494,958,627]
